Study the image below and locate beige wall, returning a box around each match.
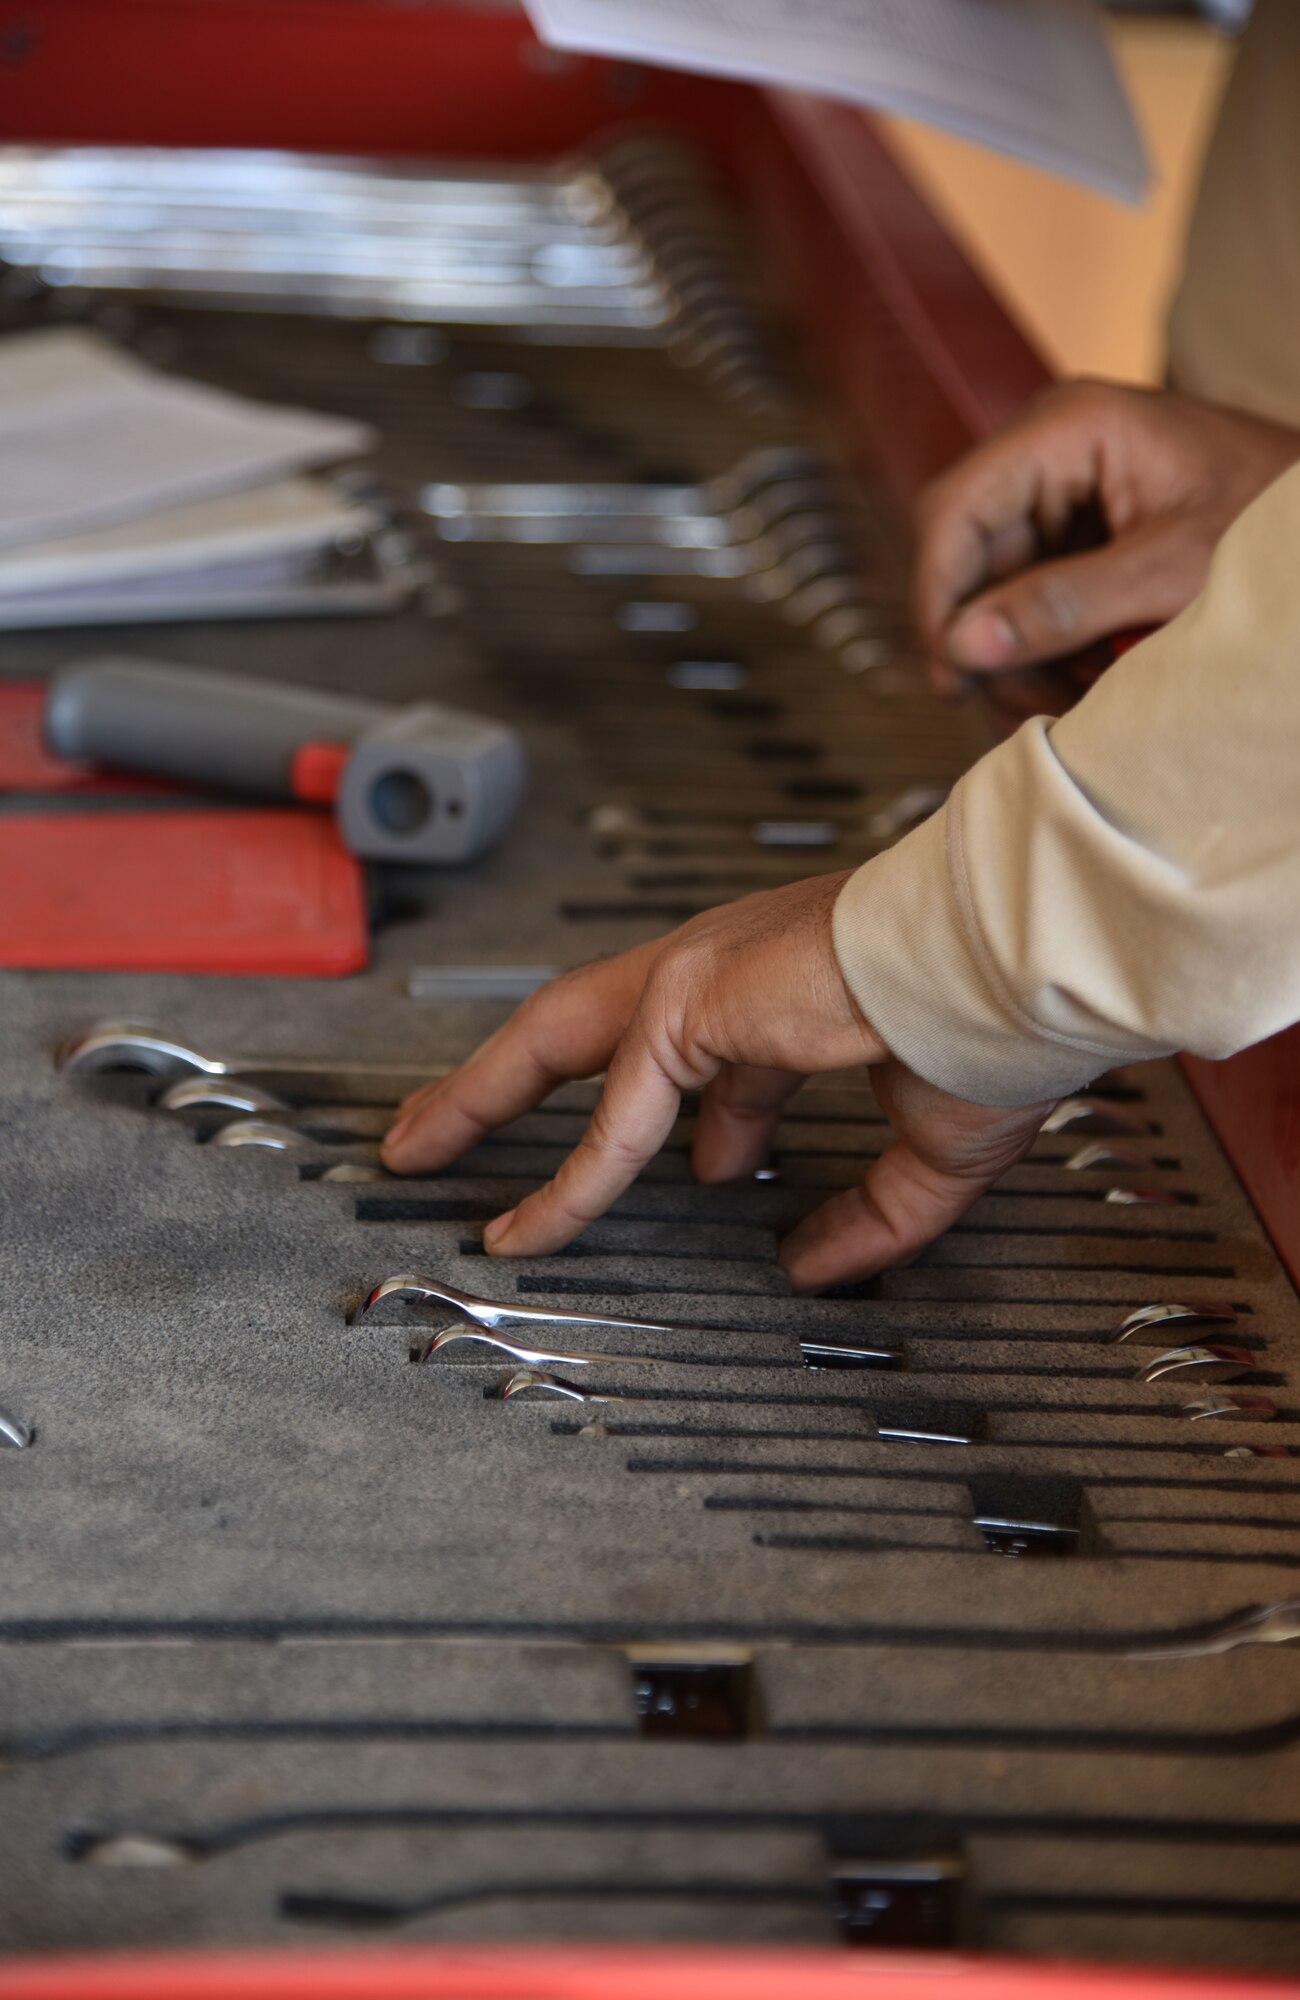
[875,19,1234,385]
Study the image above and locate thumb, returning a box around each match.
[943,520,1195,673]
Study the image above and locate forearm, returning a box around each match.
[837,461,1300,1105]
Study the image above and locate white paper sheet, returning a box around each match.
[0,326,374,549]
[524,0,1149,203]
[0,475,379,594]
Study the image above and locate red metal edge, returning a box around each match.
[1181,1039,1300,1294]
[735,92,1051,507]
[0,1947,1298,2000]
[0,0,742,157]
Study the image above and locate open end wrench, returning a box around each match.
[355,1273,678,1338]
[492,1368,637,1403]
[0,1406,31,1449]
[1112,1301,1241,1344]
[417,1326,664,1369]
[57,1021,439,1105]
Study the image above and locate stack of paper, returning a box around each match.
[0,325,420,627]
[523,0,1150,205]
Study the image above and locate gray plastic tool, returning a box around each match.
[44,654,526,864]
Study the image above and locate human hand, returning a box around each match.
[382,875,1051,1290]
[915,380,1300,692]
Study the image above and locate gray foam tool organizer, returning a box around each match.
[2,258,1300,1970]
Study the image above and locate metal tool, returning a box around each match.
[406,966,559,1002]
[158,1077,290,1117]
[1182,1395,1278,1422]
[1126,1597,1300,1659]
[414,1326,667,1369]
[159,1078,402,1146]
[0,1406,31,1449]
[422,448,830,545]
[1064,1141,1151,1172]
[1138,1345,1259,1385]
[1041,1098,1150,1136]
[356,1273,680,1339]
[0,141,779,399]
[208,1119,310,1152]
[1112,1301,1240,1344]
[45,655,527,866]
[57,1021,437,1103]
[0,145,676,333]
[492,1368,636,1403]
[1102,1186,1181,1206]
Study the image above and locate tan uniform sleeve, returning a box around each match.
[833,461,1300,1106]
[1166,0,1300,430]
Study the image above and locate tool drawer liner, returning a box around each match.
[2,297,1300,1971]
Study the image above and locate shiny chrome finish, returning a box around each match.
[1182,1395,1278,1422]
[157,1077,291,1116]
[356,1273,677,1338]
[1041,1098,1149,1136]
[1139,1344,1259,1385]
[422,448,827,544]
[1063,1141,1150,1172]
[1112,1301,1240,1345]
[1103,1186,1181,1207]
[1127,1597,1300,1659]
[58,1019,437,1103]
[416,1326,661,1370]
[207,1119,308,1152]
[493,1367,637,1404]
[0,1405,31,1449]
[57,1020,225,1079]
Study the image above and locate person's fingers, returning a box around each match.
[941,516,1206,674]
[382,944,659,1174]
[690,1062,806,1182]
[778,1136,1001,1292]
[395,1076,441,1121]
[484,1012,698,1255]
[779,1071,1050,1290]
[984,515,1040,584]
[914,399,1102,649]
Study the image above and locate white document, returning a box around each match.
[0,475,379,594]
[0,326,374,549]
[523,0,1150,203]
[0,535,427,629]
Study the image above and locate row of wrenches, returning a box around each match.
[0,137,784,404]
[51,1019,1292,1442]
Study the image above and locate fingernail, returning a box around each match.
[948,608,1016,669]
[483,1208,517,1253]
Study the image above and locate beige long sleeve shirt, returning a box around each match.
[833,461,1300,1106]
[1168,0,1300,429]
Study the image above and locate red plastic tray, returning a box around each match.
[0,1947,1297,2000]
[0,810,367,975]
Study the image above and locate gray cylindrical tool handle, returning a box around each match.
[44,655,389,799]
